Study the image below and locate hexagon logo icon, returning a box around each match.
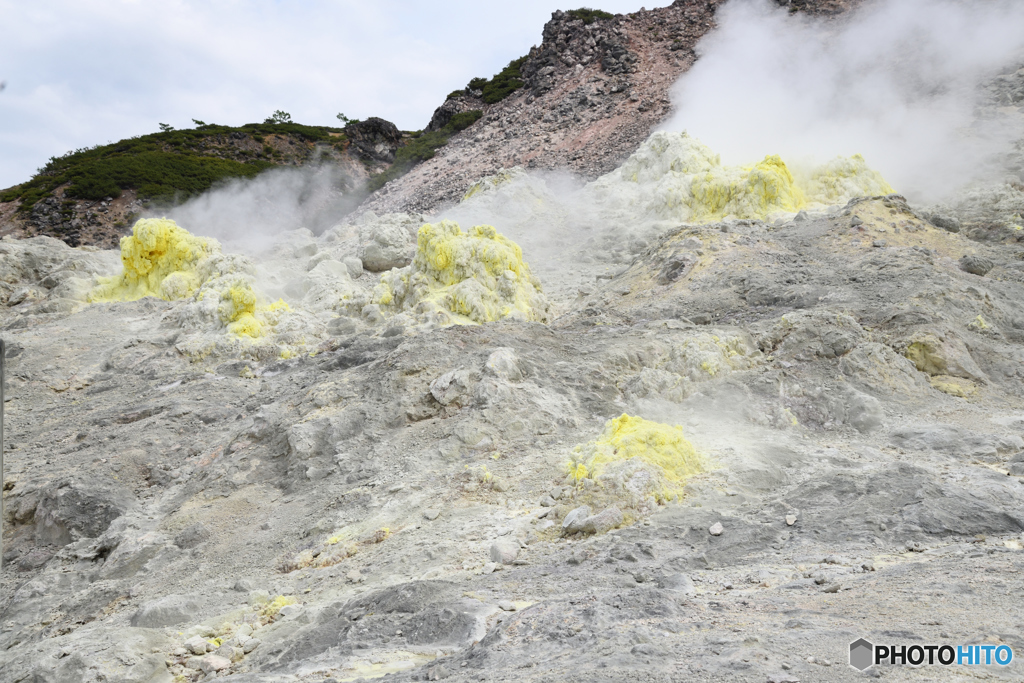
[849,638,874,671]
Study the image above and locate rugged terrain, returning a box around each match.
[2,1,1024,683]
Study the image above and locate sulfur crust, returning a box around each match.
[89,218,289,340]
[591,131,895,224]
[90,218,215,303]
[568,414,706,501]
[373,220,548,325]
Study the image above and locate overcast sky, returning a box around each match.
[0,1,670,190]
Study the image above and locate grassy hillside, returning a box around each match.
[1,122,348,210]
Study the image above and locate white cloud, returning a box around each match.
[0,0,666,189]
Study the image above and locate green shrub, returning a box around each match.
[477,56,528,104]
[568,8,614,24]
[447,89,466,100]
[467,77,488,91]
[448,110,483,131]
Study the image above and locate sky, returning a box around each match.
[0,1,671,190]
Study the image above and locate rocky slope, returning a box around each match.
[360,0,862,217]
[3,1,1024,683]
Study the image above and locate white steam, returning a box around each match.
[662,0,1024,201]
[160,164,365,253]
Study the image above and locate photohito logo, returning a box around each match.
[849,639,1014,670]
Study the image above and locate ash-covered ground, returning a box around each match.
[4,1,1024,682]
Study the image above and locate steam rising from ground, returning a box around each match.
[663,0,1024,201]
[161,164,365,253]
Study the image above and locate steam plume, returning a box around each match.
[662,0,1024,201]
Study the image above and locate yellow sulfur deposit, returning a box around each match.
[373,220,549,325]
[589,131,895,224]
[90,218,216,302]
[568,414,705,501]
[90,218,291,341]
[220,281,262,337]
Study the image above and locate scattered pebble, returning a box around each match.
[709,522,724,536]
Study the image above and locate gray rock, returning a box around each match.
[582,507,623,535]
[233,579,254,592]
[497,600,516,611]
[242,638,261,654]
[423,508,441,521]
[214,644,236,660]
[657,572,696,595]
[327,316,358,336]
[173,523,210,549]
[960,254,994,276]
[33,481,127,546]
[130,594,200,628]
[490,539,520,564]
[199,654,232,673]
[539,495,556,507]
[279,604,304,618]
[926,213,961,232]
[709,522,724,536]
[561,506,592,535]
[343,256,364,278]
[184,635,210,655]
[249,590,271,606]
[794,210,809,222]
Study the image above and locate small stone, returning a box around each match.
[343,256,364,278]
[279,604,303,617]
[709,522,724,536]
[233,579,253,592]
[214,644,235,660]
[198,654,231,673]
[794,210,808,222]
[481,562,497,574]
[248,590,270,606]
[242,638,260,654]
[960,254,994,276]
[346,569,363,582]
[657,572,696,595]
[491,477,509,493]
[490,539,519,564]
[785,515,797,526]
[872,239,886,248]
[236,623,253,638]
[851,216,864,226]
[582,506,623,535]
[548,488,562,500]
[184,636,209,655]
[539,495,556,507]
[822,583,841,593]
[497,600,516,612]
[423,509,441,521]
[561,506,591,535]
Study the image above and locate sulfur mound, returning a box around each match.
[90,218,216,302]
[372,220,549,325]
[567,414,706,506]
[90,218,291,342]
[586,131,894,224]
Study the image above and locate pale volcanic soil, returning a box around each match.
[3,3,1024,683]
